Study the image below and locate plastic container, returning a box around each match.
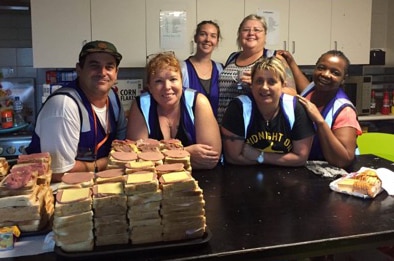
[13,96,24,127]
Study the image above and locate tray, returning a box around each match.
[0,123,29,134]
[55,228,212,259]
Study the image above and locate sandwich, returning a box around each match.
[155,163,185,177]
[54,187,92,216]
[137,151,164,166]
[159,171,198,192]
[108,150,138,169]
[11,162,51,185]
[162,149,191,171]
[95,168,125,184]
[136,138,161,152]
[160,139,183,150]
[58,172,94,189]
[92,182,127,217]
[124,172,159,195]
[111,139,138,153]
[125,160,156,174]
[130,224,163,244]
[336,169,382,197]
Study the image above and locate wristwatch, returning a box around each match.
[256,151,265,164]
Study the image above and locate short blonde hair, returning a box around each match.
[251,56,286,84]
[237,14,267,50]
[146,52,180,85]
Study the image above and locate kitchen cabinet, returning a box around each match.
[245,0,290,52]
[245,0,371,65]
[31,0,146,68]
[146,0,197,61]
[331,0,372,65]
[31,0,91,68]
[91,0,146,67]
[196,0,245,64]
[245,0,331,65]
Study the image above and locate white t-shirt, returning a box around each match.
[35,95,107,173]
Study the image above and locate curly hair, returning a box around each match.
[146,52,180,85]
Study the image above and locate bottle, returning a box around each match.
[370,90,376,114]
[13,96,24,127]
[391,90,394,114]
[1,109,13,129]
[381,90,390,115]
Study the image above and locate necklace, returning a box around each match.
[263,107,280,127]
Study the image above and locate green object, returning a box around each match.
[357,132,394,162]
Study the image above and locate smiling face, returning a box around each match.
[251,68,283,107]
[313,54,347,92]
[77,52,119,96]
[146,53,182,108]
[194,22,220,55]
[237,15,267,50]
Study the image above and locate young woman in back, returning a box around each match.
[181,20,223,117]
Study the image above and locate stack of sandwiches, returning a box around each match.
[159,171,206,241]
[16,152,52,185]
[0,152,54,233]
[125,171,163,244]
[92,182,129,246]
[53,188,94,252]
[52,172,94,252]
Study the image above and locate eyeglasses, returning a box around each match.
[146,51,175,63]
[241,28,265,34]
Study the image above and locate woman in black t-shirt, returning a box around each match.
[221,57,315,166]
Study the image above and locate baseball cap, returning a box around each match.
[79,40,122,65]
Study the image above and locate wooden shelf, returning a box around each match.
[358,114,394,121]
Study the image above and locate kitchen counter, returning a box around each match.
[10,155,394,261]
[358,114,394,121]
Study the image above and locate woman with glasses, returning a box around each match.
[217,14,296,124]
[126,52,222,170]
[221,56,314,166]
[181,20,223,117]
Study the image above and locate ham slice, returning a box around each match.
[4,169,33,189]
[160,139,183,150]
[111,151,138,161]
[162,150,190,158]
[62,172,94,184]
[18,152,51,163]
[155,163,185,173]
[96,169,124,178]
[137,151,164,161]
[11,162,48,176]
[136,139,161,152]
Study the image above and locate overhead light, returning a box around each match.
[0,6,29,11]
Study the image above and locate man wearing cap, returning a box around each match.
[26,40,127,182]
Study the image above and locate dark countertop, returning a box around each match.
[12,155,394,261]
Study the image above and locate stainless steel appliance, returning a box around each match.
[342,75,372,115]
[0,77,36,161]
